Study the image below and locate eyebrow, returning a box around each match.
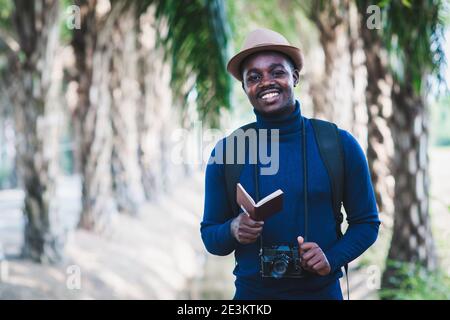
[245,63,287,74]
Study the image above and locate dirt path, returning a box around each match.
[0,173,210,299]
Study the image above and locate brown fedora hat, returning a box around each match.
[227,28,303,81]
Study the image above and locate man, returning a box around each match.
[200,28,380,300]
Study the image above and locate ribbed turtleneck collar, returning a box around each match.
[254,100,302,135]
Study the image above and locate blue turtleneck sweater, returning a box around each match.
[200,100,380,299]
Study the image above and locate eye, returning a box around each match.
[247,74,261,82]
[273,70,286,77]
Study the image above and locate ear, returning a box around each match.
[292,69,300,87]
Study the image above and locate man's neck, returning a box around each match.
[265,102,295,118]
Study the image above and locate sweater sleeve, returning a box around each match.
[324,130,380,273]
[200,140,239,256]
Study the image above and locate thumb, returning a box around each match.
[297,236,304,255]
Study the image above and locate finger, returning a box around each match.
[302,247,321,261]
[297,236,305,255]
[237,232,259,241]
[242,219,264,229]
[306,254,322,269]
[240,226,263,235]
[240,224,263,232]
[243,217,264,228]
[313,261,331,275]
[300,242,318,252]
[300,256,312,270]
[312,260,326,271]
[239,228,262,237]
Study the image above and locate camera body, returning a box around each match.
[260,245,304,279]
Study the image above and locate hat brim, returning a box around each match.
[226,44,303,81]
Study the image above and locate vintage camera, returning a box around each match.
[260,245,304,279]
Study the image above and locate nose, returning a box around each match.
[257,72,276,88]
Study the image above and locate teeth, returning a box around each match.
[261,92,279,99]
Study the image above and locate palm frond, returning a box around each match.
[154,0,232,127]
[382,0,447,93]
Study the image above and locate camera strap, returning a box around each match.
[253,129,264,250]
[253,162,263,250]
[302,116,308,242]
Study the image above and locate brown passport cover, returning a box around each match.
[236,184,283,221]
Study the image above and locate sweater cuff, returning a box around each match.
[218,218,239,250]
[324,249,341,274]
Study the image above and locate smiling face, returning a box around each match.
[241,51,299,116]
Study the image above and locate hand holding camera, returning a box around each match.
[231,212,264,244]
[297,236,331,276]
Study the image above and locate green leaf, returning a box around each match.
[382,0,447,94]
[155,0,232,127]
[401,0,412,8]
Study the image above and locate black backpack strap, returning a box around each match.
[223,122,257,217]
[310,118,349,299]
[310,119,344,238]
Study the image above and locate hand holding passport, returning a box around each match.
[236,183,284,221]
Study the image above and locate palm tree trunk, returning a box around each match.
[356,0,440,292]
[70,0,95,176]
[137,5,175,199]
[382,83,437,287]
[11,0,63,262]
[309,0,354,131]
[358,5,395,218]
[347,1,368,149]
[72,0,119,231]
[0,76,18,189]
[109,2,145,214]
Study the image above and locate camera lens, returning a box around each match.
[271,256,289,279]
